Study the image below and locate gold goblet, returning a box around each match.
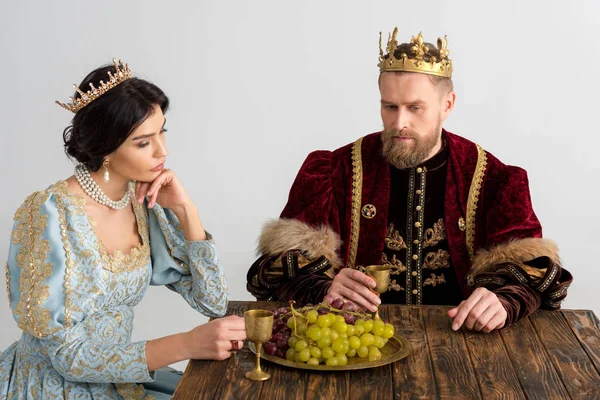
[244,309,274,381]
[365,265,391,320]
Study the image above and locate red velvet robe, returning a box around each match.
[247,130,572,326]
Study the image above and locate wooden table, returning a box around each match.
[173,301,600,399]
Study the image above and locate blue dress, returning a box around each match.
[1,181,228,399]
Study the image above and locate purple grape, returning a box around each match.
[264,342,278,355]
[282,315,290,323]
[276,338,288,349]
[278,307,290,314]
[343,313,356,325]
[270,308,280,319]
[305,303,313,307]
[331,298,344,309]
[272,332,285,342]
[317,307,330,315]
[275,349,284,358]
[342,301,357,312]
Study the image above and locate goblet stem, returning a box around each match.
[255,342,263,372]
[374,293,382,320]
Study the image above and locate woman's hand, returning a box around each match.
[135,169,191,211]
[183,315,247,361]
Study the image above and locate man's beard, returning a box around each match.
[381,123,442,169]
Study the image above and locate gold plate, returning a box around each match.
[249,333,411,371]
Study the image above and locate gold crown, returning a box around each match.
[56,58,132,113]
[378,28,453,78]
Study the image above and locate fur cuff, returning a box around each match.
[258,219,342,269]
[469,237,560,278]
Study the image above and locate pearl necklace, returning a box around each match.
[74,164,131,210]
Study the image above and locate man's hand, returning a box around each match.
[327,268,381,312]
[447,287,507,333]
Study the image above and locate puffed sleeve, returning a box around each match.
[6,189,154,383]
[147,203,228,317]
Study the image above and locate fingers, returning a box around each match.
[482,313,506,333]
[448,308,458,318]
[347,269,377,289]
[472,305,495,331]
[136,182,150,203]
[332,270,381,312]
[465,301,489,330]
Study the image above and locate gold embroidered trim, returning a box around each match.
[13,190,55,338]
[466,144,488,260]
[385,223,407,251]
[115,383,155,400]
[423,273,446,287]
[54,182,75,327]
[73,183,150,273]
[5,262,10,307]
[348,137,364,268]
[423,249,450,270]
[423,218,446,248]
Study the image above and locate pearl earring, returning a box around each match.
[103,159,110,183]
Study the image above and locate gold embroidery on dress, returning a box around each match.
[466,144,488,260]
[422,249,450,270]
[13,189,56,337]
[385,223,407,251]
[69,183,150,273]
[115,383,155,400]
[423,218,446,248]
[54,182,76,327]
[348,137,364,268]
[423,273,446,287]
[382,253,407,275]
[5,262,10,307]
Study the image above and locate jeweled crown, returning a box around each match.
[378,28,453,78]
[56,58,132,113]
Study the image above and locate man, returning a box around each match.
[247,28,572,332]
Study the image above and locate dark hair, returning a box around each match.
[379,42,454,92]
[62,64,170,171]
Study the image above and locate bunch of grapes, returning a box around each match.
[262,298,395,366]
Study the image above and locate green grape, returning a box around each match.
[335,315,345,324]
[382,338,388,345]
[326,356,339,366]
[349,335,361,349]
[346,325,356,336]
[295,352,302,363]
[372,324,384,336]
[310,346,322,359]
[346,348,357,357]
[288,337,298,349]
[357,345,369,358]
[321,327,332,338]
[373,319,385,329]
[360,333,374,346]
[296,319,308,335]
[338,332,348,340]
[342,342,350,354]
[322,346,335,359]
[307,325,322,341]
[373,335,385,349]
[330,330,339,341]
[363,320,374,333]
[306,310,319,324]
[307,358,320,366]
[287,317,295,329]
[331,338,345,354]
[355,319,365,326]
[295,340,308,352]
[325,314,336,327]
[317,337,332,349]
[382,323,395,339]
[334,321,348,333]
[286,348,296,361]
[299,348,311,362]
[317,314,329,328]
[337,354,348,366]
[354,324,365,336]
[368,346,382,361]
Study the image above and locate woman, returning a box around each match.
[0,59,245,399]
